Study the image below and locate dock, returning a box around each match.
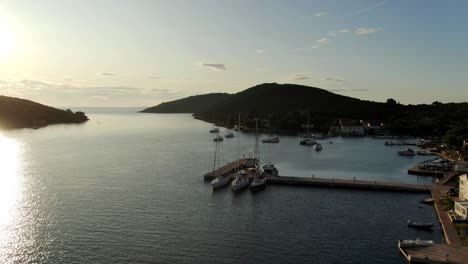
[399,244,468,264]
[204,159,245,181]
[266,176,434,192]
[431,189,463,246]
[408,165,445,177]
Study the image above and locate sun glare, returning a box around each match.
[0,19,16,60]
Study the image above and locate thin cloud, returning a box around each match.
[314,12,328,17]
[148,76,168,80]
[201,63,227,71]
[324,77,346,83]
[327,32,337,37]
[354,28,382,35]
[292,73,310,81]
[339,29,350,33]
[316,38,330,45]
[98,72,120,76]
[255,49,265,54]
[349,0,389,17]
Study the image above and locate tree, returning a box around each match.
[443,126,468,148]
[386,98,397,105]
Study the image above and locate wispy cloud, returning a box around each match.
[314,12,328,17]
[255,49,265,54]
[339,29,350,33]
[316,38,330,45]
[349,0,389,17]
[98,72,120,76]
[201,63,227,71]
[292,73,310,81]
[148,76,168,80]
[354,27,382,35]
[324,77,346,83]
[327,32,337,37]
[0,79,188,107]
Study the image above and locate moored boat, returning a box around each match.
[398,239,434,248]
[213,136,224,142]
[416,149,435,156]
[232,170,250,192]
[314,143,322,151]
[210,126,219,133]
[300,138,317,146]
[407,220,433,229]
[211,175,232,189]
[225,132,234,138]
[398,148,415,156]
[262,136,280,143]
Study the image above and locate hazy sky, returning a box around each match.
[0,0,467,107]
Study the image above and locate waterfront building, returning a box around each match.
[459,174,468,200]
[340,120,365,136]
[454,200,468,220]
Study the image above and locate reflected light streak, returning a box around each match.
[0,133,22,249]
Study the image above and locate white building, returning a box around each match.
[460,174,468,200]
[454,201,468,220]
[339,120,366,136]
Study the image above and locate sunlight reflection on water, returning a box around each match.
[0,133,22,259]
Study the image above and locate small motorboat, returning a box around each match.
[398,239,434,248]
[314,143,322,151]
[262,137,280,143]
[398,148,416,156]
[225,132,234,138]
[213,136,224,142]
[210,127,220,133]
[416,149,435,156]
[407,220,433,229]
[300,138,317,146]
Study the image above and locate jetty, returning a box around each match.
[266,175,433,192]
[204,159,245,181]
[408,165,445,177]
[399,244,468,264]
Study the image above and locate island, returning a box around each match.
[0,95,89,129]
[141,82,468,136]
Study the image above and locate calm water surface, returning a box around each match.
[0,108,443,263]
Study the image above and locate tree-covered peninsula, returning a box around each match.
[141,83,468,137]
[0,95,89,129]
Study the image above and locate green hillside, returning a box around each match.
[140,93,231,113]
[0,95,89,129]
[142,83,468,135]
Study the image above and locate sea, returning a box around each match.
[0,108,444,263]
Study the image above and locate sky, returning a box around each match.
[0,0,467,107]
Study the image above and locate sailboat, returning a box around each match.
[300,112,316,145]
[249,119,266,192]
[262,118,280,143]
[231,115,252,192]
[211,134,231,189]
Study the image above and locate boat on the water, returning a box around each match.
[211,175,232,189]
[398,239,434,248]
[210,126,219,133]
[300,138,317,146]
[225,132,234,138]
[398,148,416,156]
[262,136,280,143]
[232,170,251,192]
[262,163,278,176]
[213,136,223,142]
[385,140,405,146]
[407,220,433,229]
[250,173,266,192]
[314,143,322,151]
[416,149,435,156]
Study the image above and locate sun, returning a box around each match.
[0,20,16,60]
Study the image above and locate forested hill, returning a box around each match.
[0,95,89,129]
[140,93,231,113]
[141,83,468,135]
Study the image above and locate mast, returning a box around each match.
[212,137,219,176]
[237,114,241,172]
[254,119,259,165]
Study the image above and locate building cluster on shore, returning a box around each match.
[328,119,388,136]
